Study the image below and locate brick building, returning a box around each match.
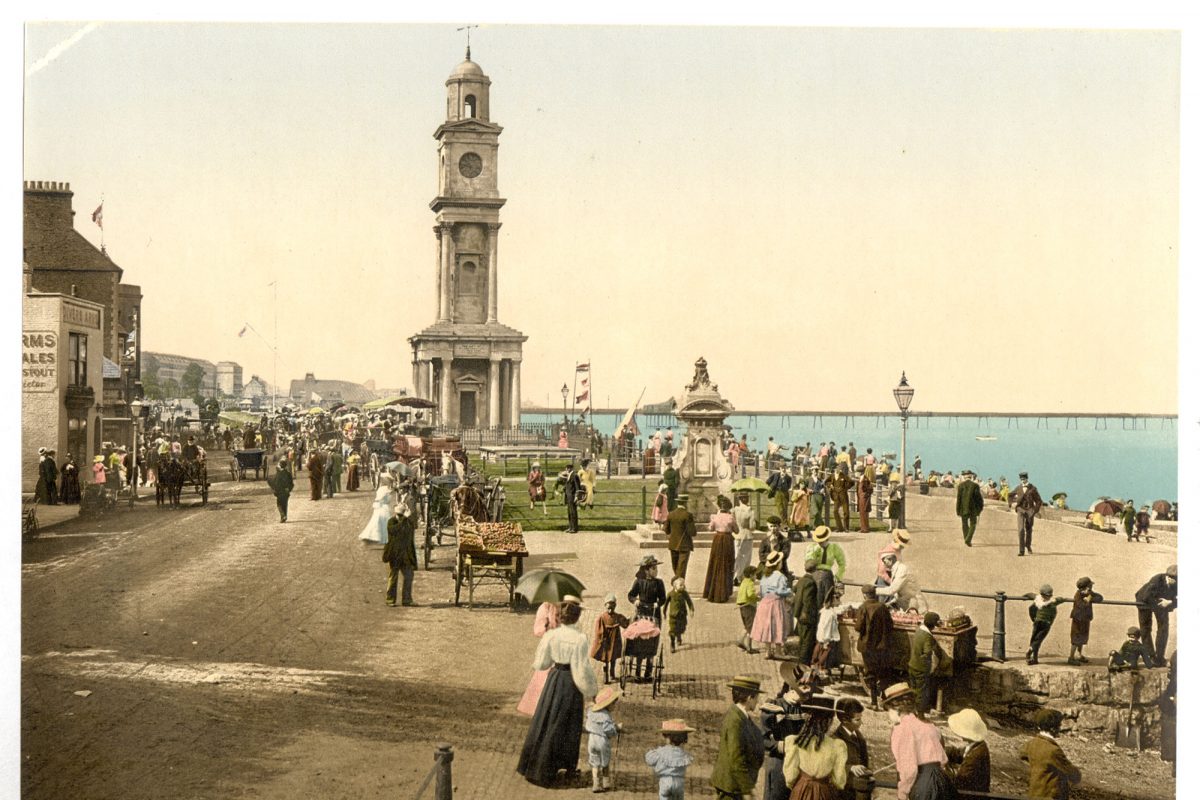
[23,180,145,478]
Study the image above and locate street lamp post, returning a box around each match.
[561,383,569,426]
[893,372,914,528]
[129,398,144,504]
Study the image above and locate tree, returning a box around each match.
[181,363,206,398]
[141,362,163,400]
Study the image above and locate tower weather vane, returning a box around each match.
[457,24,478,59]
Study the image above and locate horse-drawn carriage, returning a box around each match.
[230,449,268,481]
[156,455,209,506]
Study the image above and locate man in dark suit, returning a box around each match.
[956,469,985,546]
[792,559,820,665]
[1135,564,1177,666]
[555,462,582,533]
[855,584,895,709]
[1009,471,1044,556]
[833,698,870,800]
[662,457,679,509]
[829,468,853,532]
[384,497,419,606]
[665,494,697,579]
[711,675,765,800]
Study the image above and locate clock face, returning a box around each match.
[458,152,483,178]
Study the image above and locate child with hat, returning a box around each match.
[591,593,630,685]
[1107,626,1155,671]
[1135,505,1152,540]
[645,719,695,799]
[759,517,792,578]
[735,564,760,654]
[1067,577,1104,665]
[751,551,794,660]
[945,708,991,794]
[666,576,694,653]
[586,686,623,792]
[1019,708,1080,800]
[1025,584,1070,665]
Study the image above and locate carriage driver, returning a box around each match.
[183,436,200,462]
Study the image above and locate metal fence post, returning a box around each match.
[435,743,454,800]
[641,484,647,523]
[992,591,1008,661]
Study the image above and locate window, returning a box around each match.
[464,94,476,118]
[69,332,87,386]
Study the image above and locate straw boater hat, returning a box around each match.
[881,683,914,706]
[38,447,46,455]
[591,685,622,712]
[765,551,784,569]
[94,455,104,463]
[812,525,831,543]
[562,594,583,607]
[660,718,695,734]
[892,529,911,548]
[948,708,988,742]
[726,675,763,694]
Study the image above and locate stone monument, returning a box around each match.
[673,357,736,520]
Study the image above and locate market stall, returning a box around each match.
[454,520,528,609]
[837,608,978,680]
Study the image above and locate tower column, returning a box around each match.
[424,359,434,400]
[433,226,444,322]
[488,357,501,428]
[440,359,453,427]
[438,223,453,323]
[487,223,501,323]
[509,358,522,428]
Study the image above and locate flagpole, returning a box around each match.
[587,357,594,433]
[571,365,578,425]
[271,281,278,413]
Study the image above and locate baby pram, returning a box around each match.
[619,616,664,698]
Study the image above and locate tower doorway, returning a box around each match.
[459,391,477,428]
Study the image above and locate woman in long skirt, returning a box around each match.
[517,599,598,787]
[60,454,82,504]
[751,552,793,658]
[358,474,396,543]
[703,495,738,602]
[884,683,957,800]
[790,482,811,534]
[518,601,561,714]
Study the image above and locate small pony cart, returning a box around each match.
[230,449,267,481]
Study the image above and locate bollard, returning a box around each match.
[992,591,1007,661]
[434,743,454,800]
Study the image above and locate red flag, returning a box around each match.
[91,202,103,229]
[575,389,589,404]
[575,362,589,371]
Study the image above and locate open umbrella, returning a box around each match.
[1090,498,1124,516]
[515,569,586,605]
[395,396,438,409]
[307,406,325,415]
[730,476,770,494]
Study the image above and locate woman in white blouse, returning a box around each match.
[516,597,598,787]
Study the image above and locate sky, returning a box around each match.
[19,20,1184,414]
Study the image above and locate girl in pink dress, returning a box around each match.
[517,601,561,715]
[651,482,670,527]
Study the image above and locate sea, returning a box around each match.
[521,412,1178,510]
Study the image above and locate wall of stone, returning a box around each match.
[947,662,1170,744]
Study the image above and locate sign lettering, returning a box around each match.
[23,329,57,392]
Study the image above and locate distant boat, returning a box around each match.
[975,435,998,442]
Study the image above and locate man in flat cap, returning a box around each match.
[1135,565,1177,666]
[956,470,984,547]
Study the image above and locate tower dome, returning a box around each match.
[445,52,491,122]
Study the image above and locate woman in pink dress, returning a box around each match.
[651,482,670,527]
[703,495,738,603]
[557,429,569,449]
[517,601,561,715]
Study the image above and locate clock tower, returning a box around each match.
[409,50,527,428]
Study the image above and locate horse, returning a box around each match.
[158,458,186,507]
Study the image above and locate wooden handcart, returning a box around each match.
[837,610,977,695]
[453,520,527,610]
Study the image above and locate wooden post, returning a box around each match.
[434,743,454,800]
